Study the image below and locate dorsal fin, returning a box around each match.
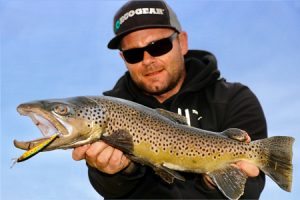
[155,108,187,125]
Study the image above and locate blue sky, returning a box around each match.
[1,0,300,199]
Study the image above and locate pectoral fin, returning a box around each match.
[100,129,134,154]
[207,165,248,200]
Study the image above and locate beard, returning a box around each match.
[136,70,185,96]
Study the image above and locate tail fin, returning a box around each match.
[255,136,294,192]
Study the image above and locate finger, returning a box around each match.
[202,174,216,189]
[233,161,259,177]
[245,133,251,143]
[85,141,108,159]
[112,149,130,169]
[102,148,124,173]
[101,149,132,174]
[72,144,91,161]
[121,154,130,168]
[94,145,114,170]
[109,149,124,167]
[85,141,109,167]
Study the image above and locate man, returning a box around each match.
[73,0,267,199]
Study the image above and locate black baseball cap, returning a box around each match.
[107,0,182,49]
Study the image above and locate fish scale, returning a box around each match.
[13,96,294,200]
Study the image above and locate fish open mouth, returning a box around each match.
[14,109,68,150]
[29,112,59,137]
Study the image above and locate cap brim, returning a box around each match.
[107,33,126,49]
[107,25,179,49]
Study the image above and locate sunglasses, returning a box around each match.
[121,32,178,64]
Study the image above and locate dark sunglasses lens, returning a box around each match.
[122,34,175,64]
[147,38,173,57]
[123,49,144,64]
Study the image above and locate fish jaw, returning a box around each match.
[14,100,100,151]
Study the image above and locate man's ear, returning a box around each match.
[178,31,188,56]
[119,51,130,69]
[119,51,127,63]
[119,51,124,59]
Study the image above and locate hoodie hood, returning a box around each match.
[181,50,220,93]
[104,50,220,107]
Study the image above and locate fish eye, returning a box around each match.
[53,104,70,115]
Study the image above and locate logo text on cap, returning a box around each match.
[115,8,165,31]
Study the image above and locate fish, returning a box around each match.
[13,96,294,200]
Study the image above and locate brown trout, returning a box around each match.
[14,96,294,199]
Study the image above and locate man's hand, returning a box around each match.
[203,133,260,189]
[72,141,131,174]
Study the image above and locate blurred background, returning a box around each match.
[1,0,299,199]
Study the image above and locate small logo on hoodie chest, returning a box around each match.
[177,108,202,126]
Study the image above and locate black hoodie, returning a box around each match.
[88,50,267,199]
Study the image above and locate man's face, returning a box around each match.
[120,28,188,99]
